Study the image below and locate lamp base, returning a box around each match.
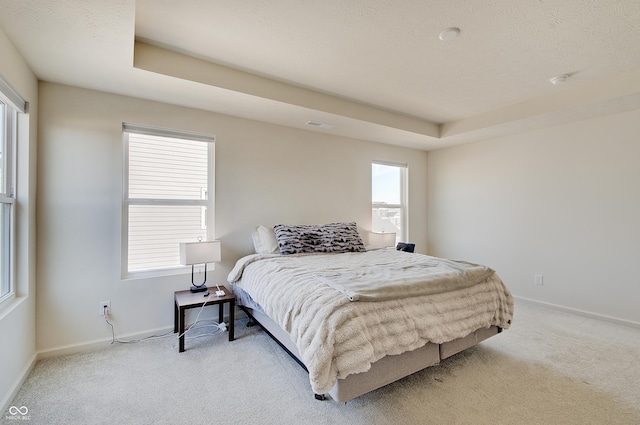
[190,285,208,293]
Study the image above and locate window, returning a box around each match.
[372,161,407,244]
[0,96,17,303]
[122,123,215,278]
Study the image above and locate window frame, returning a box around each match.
[0,97,17,305]
[121,123,215,280]
[371,160,408,244]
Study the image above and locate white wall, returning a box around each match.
[427,109,640,325]
[0,28,38,412]
[36,82,428,353]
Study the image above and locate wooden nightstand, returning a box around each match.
[174,286,235,352]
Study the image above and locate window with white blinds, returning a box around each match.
[122,124,214,277]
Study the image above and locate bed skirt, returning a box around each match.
[239,304,500,402]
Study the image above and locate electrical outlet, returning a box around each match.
[535,275,544,286]
[99,301,111,316]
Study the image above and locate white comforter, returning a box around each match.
[228,250,514,394]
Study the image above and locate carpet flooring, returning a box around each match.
[3,300,640,424]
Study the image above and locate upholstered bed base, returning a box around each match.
[239,305,501,403]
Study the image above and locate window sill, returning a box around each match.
[0,293,26,321]
[121,265,192,281]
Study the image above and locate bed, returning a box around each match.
[227,223,514,402]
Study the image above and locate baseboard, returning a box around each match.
[5,310,245,409]
[36,309,246,359]
[37,325,175,359]
[514,296,640,329]
[1,351,37,416]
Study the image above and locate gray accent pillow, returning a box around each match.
[273,222,366,255]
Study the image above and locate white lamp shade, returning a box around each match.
[180,240,221,265]
[368,232,396,249]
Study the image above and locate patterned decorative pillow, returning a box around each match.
[273,222,366,255]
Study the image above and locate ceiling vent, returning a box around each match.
[305,120,335,129]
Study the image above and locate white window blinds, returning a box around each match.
[122,124,215,276]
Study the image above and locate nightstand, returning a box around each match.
[174,286,235,352]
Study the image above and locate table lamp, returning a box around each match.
[179,238,224,296]
[368,231,397,249]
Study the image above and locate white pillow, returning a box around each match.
[251,225,279,254]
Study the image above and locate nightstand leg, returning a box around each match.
[174,301,178,333]
[179,307,186,353]
[229,300,235,341]
[218,303,224,325]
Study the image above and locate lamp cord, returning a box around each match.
[104,299,225,344]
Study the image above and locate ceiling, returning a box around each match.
[1,0,639,150]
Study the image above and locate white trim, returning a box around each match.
[121,125,215,278]
[0,291,15,311]
[122,122,214,143]
[207,142,215,238]
[514,296,640,329]
[36,325,175,359]
[122,265,191,281]
[0,352,37,416]
[0,293,21,320]
[401,165,409,241]
[371,202,402,208]
[371,161,408,242]
[0,73,27,113]
[36,304,246,360]
[121,132,129,280]
[0,99,17,301]
[372,159,408,168]
[124,198,208,206]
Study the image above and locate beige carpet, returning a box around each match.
[3,301,640,424]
